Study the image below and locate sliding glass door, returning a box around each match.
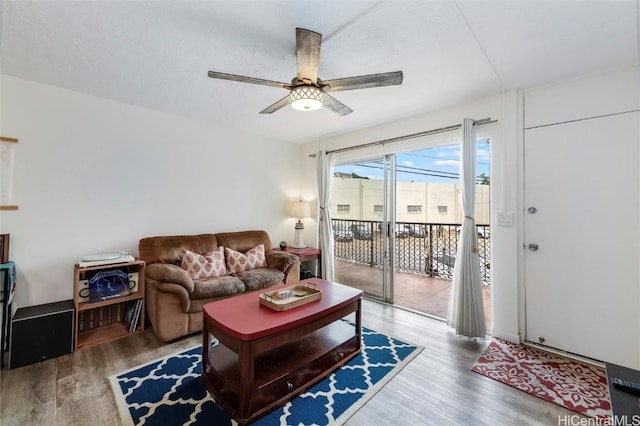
[331,143,491,324]
[332,155,395,302]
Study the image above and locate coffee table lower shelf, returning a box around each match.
[203,320,359,424]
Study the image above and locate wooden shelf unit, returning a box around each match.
[73,260,145,350]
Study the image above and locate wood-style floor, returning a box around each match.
[0,299,582,426]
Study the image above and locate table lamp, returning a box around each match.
[289,200,311,248]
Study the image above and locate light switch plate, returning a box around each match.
[497,212,513,226]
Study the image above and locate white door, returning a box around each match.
[524,111,639,368]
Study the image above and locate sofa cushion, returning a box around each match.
[215,230,273,252]
[225,244,268,273]
[190,275,246,299]
[234,268,285,291]
[181,247,226,279]
[140,234,218,265]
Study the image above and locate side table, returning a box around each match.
[283,247,322,279]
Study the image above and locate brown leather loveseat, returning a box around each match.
[139,230,300,342]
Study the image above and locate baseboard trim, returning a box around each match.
[523,341,604,368]
[490,329,520,344]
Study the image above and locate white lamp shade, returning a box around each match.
[289,201,311,219]
[290,86,324,111]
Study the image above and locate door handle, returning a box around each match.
[528,243,539,251]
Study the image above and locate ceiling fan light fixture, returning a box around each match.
[290,86,324,111]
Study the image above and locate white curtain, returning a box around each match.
[447,118,486,338]
[316,150,336,281]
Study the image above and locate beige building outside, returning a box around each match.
[331,177,490,225]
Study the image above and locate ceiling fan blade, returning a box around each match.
[323,94,353,116]
[296,28,322,85]
[259,95,291,114]
[207,71,289,89]
[321,71,403,92]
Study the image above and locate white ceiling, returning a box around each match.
[2,0,638,144]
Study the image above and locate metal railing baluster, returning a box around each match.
[332,219,491,285]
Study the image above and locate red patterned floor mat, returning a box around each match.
[472,338,611,419]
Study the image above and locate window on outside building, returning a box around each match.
[337,204,350,214]
[437,205,448,214]
[373,204,383,213]
[407,205,422,214]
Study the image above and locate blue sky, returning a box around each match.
[334,140,490,184]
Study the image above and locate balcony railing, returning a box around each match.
[332,219,491,285]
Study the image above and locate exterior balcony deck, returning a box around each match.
[330,219,492,330]
[334,259,492,329]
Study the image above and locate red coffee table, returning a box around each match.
[202,278,363,425]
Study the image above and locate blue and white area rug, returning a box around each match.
[110,326,422,425]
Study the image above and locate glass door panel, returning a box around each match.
[333,156,392,302]
[391,144,491,321]
[330,143,490,326]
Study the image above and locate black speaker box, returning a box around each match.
[9,300,74,369]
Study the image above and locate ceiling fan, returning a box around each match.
[207,28,403,116]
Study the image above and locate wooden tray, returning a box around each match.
[259,283,321,311]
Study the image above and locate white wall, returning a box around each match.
[299,94,521,341]
[300,66,640,350]
[7,65,632,353]
[0,76,302,308]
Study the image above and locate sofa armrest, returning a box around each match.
[266,250,299,273]
[146,263,194,294]
[283,262,300,284]
[150,280,192,313]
